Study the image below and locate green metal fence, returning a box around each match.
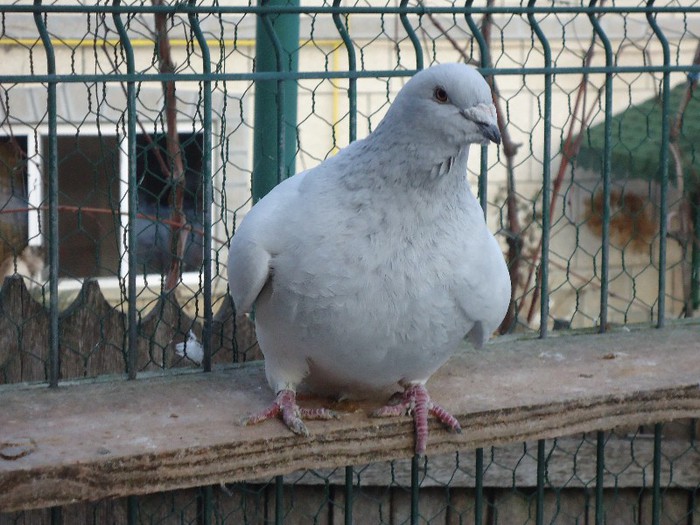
[0,1,699,524]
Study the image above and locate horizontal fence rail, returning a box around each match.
[0,1,699,524]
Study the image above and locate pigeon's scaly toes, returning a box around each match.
[372,384,461,456]
[228,64,509,456]
[243,389,337,437]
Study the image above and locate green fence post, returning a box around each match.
[588,0,614,335]
[32,0,59,388]
[253,0,299,202]
[188,0,213,373]
[647,0,671,328]
[528,0,552,340]
[464,5,492,520]
[332,0,357,143]
[112,0,138,381]
[464,0,492,215]
[693,193,700,310]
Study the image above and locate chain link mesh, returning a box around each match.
[0,1,698,523]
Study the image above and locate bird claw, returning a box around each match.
[283,412,310,437]
[299,406,340,420]
[243,389,337,437]
[371,403,408,418]
[371,384,461,456]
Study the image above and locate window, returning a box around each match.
[1,130,206,284]
[0,137,29,263]
[135,132,204,275]
[44,134,121,279]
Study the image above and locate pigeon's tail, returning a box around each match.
[467,321,486,349]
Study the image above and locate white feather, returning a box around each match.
[227,63,510,398]
[175,330,204,365]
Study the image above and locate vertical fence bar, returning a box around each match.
[651,423,663,525]
[34,0,59,387]
[465,6,491,518]
[332,0,357,142]
[399,0,423,71]
[410,454,420,525]
[474,448,484,524]
[32,9,63,522]
[402,0,424,514]
[253,0,299,201]
[464,0,491,214]
[646,0,671,328]
[693,195,700,310]
[198,485,213,525]
[333,7,357,512]
[528,5,552,520]
[588,6,613,520]
[275,475,284,525]
[588,0,613,334]
[595,431,605,525]
[127,495,138,525]
[189,9,214,520]
[49,507,62,525]
[344,465,354,525]
[32,0,59,388]
[536,440,546,525]
[113,0,138,380]
[189,0,213,374]
[255,6,283,200]
[528,0,552,339]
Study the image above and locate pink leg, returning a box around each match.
[243,389,337,437]
[372,384,461,456]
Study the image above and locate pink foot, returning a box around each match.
[371,384,461,456]
[243,389,337,436]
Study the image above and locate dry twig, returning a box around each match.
[153,1,188,291]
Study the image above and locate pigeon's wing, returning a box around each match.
[227,228,271,314]
[227,173,306,314]
[457,233,511,349]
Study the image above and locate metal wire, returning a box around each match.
[528,0,552,339]
[647,0,671,328]
[112,0,138,380]
[188,0,213,373]
[588,0,613,334]
[465,0,491,213]
[595,431,605,525]
[31,0,58,388]
[0,2,698,523]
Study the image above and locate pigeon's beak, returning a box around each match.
[477,122,501,145]
[460,104,501,145]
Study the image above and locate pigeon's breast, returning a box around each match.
[254,191,490,394]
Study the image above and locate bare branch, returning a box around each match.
[668,41,700,317]
[99,40,172,180]
[153,0,188,291]
[522,28,603,326]
[421,0,524,333]
[419,8,478,66]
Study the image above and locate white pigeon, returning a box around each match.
[228,63,510,455]
[175,330,204,365]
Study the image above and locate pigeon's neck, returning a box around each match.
[327,130,484,229]
[357,126,473,192]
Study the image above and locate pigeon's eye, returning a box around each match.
[433,86,449,103]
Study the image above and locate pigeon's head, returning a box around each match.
[385,63,501,148]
